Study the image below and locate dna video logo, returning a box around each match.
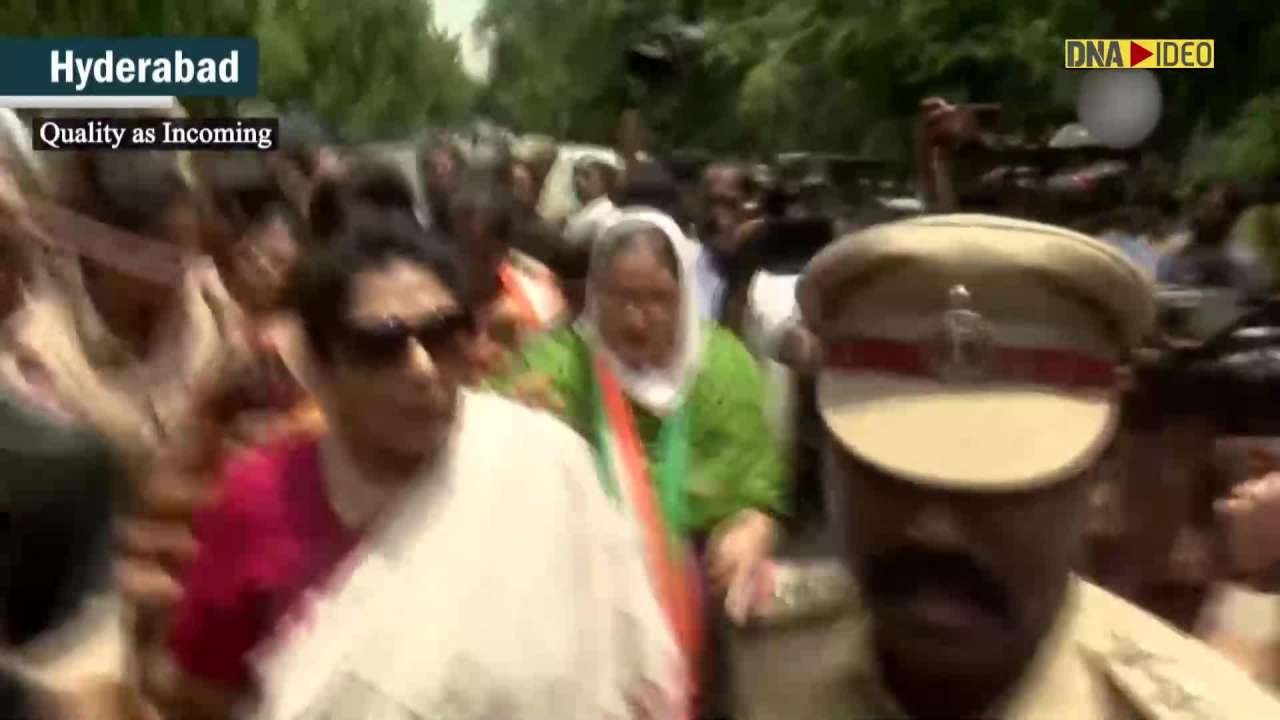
[1064,40,1214,70]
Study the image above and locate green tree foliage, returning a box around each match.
[1186,93,1280,187]
[476,0,679,141]
[482,0,1280,184]
[0,0,477,141]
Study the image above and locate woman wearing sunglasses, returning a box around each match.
[158,209,682,720]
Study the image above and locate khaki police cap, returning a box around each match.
[798,214,1155,491]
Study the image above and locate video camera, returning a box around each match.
[1132,295,1280,435]
[625,19,707,85]
[918,103,1280,435]
[736,154,917,274]
[773,153,913,213]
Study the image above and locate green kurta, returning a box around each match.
[495,325,787,533]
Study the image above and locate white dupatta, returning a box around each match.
[252,391,684,720]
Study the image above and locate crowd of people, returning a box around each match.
[1,99,1280,720]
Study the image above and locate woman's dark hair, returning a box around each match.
[81,151,193,234]
[550,242,594,286]
[288,207,470,361]
[346,161,418,215]
[308,160,419,243]
[667,150,712,185]
[200,153,289,230]
[448,171,516,242]
[277,112,336,178]
[598,223,681,280]
[307,179,347,242]
[616,162,687,228]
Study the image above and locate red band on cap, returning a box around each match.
[824,338,1116,389]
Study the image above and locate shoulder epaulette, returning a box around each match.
[1078,580,1280,720]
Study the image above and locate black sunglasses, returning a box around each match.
[338,312,473,366]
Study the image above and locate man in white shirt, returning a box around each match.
[691,162,759,322]
[563,152,623,249]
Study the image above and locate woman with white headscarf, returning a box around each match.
[496,207,786,714]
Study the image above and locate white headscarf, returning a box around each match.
[575,208,704,417]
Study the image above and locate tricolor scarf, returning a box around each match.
[590,356,702,717]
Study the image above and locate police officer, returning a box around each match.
[748,214,1280,718]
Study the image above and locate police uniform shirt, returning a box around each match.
[841,576,1279,719]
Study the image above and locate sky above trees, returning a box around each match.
[434,0,491,80]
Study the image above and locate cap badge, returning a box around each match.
[929,285,995,382]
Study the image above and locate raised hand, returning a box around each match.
[920,97,984,149]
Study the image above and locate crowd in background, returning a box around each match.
[2,99,1280,719]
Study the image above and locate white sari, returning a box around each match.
[252,391,684,720]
